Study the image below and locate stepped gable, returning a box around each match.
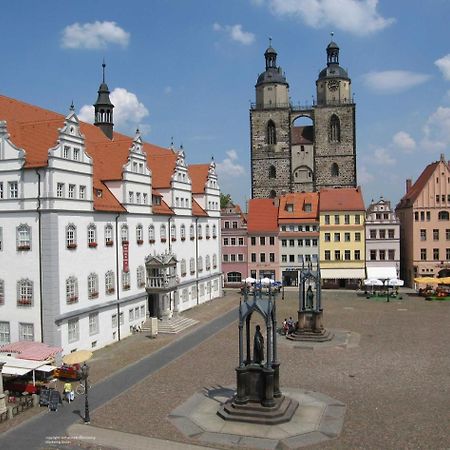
[0,94,176,212]
[319,187,365,211]
[278,192,319,223]
[247,198,278,233]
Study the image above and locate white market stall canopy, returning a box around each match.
[321,268,365,279]
[366,266,397,280]
[0,355,56,379]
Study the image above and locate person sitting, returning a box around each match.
[282,318,288,335]
[287,317,295,334]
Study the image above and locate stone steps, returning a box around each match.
[142,316,199,334]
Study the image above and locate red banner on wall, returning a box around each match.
[123,242,129,272]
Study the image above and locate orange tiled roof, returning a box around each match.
[192,199,208,217]
[319,187,365,212]
[0,95,203,213]
[188,164,209,193]
[278,192,319,222]
[291,126,313,145]
[247,198,278,233]
[396,161,440,208]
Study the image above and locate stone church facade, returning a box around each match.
[250,39,357,198]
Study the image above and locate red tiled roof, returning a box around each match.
[192,199,208,217]
[278,192,319,222]
[291,126,313,145]
[319,187,365,211]
[247,198,278,233]
[0,95,208,213]
[0,341,62,361]
[396,161,439,208]
[188,164,209,193]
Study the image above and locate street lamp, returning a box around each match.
[81,362,90,424]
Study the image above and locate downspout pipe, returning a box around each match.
[35,169,44,343]
[115,213,121,341]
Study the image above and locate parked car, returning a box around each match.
[54,364,81,380]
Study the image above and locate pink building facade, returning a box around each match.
[221,202,248,286]
[396,154,450,286]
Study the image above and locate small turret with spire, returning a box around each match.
[94,61,114,139]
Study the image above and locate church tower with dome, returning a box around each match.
[250,37,357,198]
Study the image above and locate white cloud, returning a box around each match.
[213,23,255,45]
[435,54,450,81]
[61,21,130,49]
[372,147,396,166]
[78,87,150,134]
[358,165,375,184]
[422,106,450,152]
[216,149,246,178]
[362,70,430,94]
[268,0,394,36]
[392,131,416,153]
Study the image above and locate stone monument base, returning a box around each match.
[287,310,334,342]
[217,394,298,425]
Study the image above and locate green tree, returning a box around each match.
[220,193,232,209]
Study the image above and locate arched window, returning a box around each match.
[87,224,97,246]
[180,224,186,240]
[105,271,115,294]
[329,115,340,142]
[206,255,211,270]
[87,273,99,299]
[66,276,78,304]
[269,165,276,178]
[180,259,187,276]
[267,120,276,145]
[104,224,113,246]
[16,224,31,250]
[0,279,4,305]
[121,225,129,243]
[227,272,242,283]
[206,225,210,239]
[190,257,195,274]
[148,225,155,243]
[160,224,167,241]
[66,224,77,249]
[197,224,203,239]
[331,163,339,177]
[198,256,203,272]
[170,223,176,240]
[17,279,33,306]
[190,224,195,240]
[136,224,143,244]
[270,190,276,198]
[212,224,217,238]
[438,211,449,220]
[213,254,217,268]
[137,266,145,288]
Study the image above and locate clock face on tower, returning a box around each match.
[328,79,339,91]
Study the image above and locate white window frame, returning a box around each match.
[0,321,10,344]
[88,273,99,299]
[136,224,143,243]
[121,225,129,243]
[17,279,33,306]
[122,270,131,290]
[66,224,77,248]
[89,313,99,336]
[9,181,18,199]
[148,225,155,242]
[105,271,115,294]
[17,224,31,250]
[79,185,86,199]
[68,318,79,343]
[105,224,113,246]
[87,224,97,245]
[19,323,34,342]
[68,184,76,199]
[66,276,78,304]
[56,182,64,198]
[137,266,145,288]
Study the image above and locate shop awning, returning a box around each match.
[321,268,365,279]
[366,266,397,280]
[1,366,31,376]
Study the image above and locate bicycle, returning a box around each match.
[75,381,92,396]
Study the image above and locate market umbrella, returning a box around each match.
[385,278,404,287]
[244,277,256,284]
[261,277,275,286]
[364,278,383,286]
[437,277,450,285]
[62,350,93,365]
[414,277,439,284]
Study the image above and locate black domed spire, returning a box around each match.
[327,33,339,66]
[94,61,114,139]
[256,38,288,87]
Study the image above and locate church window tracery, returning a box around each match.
[267,120,276,145]
[269,165,276,178]
[329,115,341,142]
[331,163,339,177]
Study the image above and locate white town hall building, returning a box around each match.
[0,75,222,355]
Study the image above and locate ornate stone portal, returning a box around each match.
[218,289,298,424]
[288,263,333,342]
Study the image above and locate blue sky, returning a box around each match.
[2,0,450,209]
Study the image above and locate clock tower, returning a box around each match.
[313,38,357,190]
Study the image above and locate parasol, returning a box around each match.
[62,350,93,365]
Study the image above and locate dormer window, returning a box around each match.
[304,203,312,212]
[73,148,80,161]
[152,195,161,206]
[63,146,70,159]
[286,203,294,212]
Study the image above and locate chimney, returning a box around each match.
[406,179,412,193]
